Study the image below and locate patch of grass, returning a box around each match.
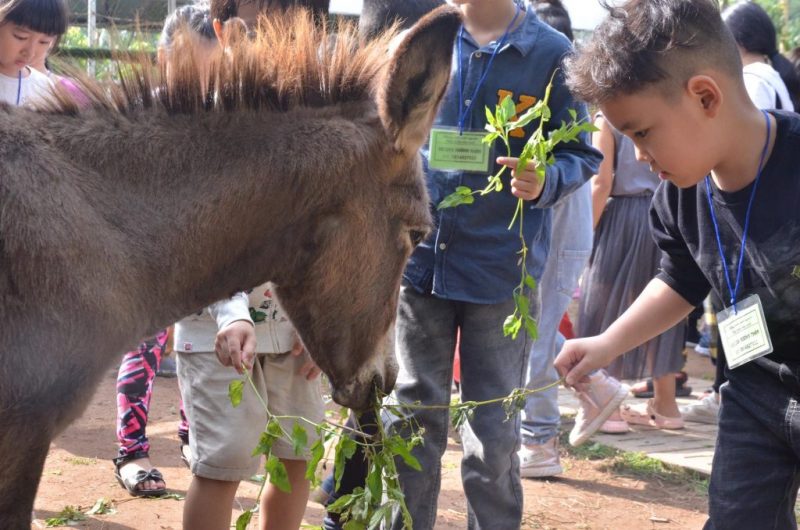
[610,451,667,476]
[608,451,709,493]
[66,456,96,466]
[559,430,619,461]
[558,429,709,494]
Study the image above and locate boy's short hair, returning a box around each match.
[210,0,329,22]
[566,0,742,104]
[0,0,68,36]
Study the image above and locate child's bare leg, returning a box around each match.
[260,459,310,530]
[183,476,239,530]
[652,374,681,417]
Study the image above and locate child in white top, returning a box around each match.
[0,0,66,106]
[176,282,324,530]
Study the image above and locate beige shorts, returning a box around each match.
[177,351,324,482]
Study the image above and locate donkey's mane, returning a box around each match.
[49,10,397,116]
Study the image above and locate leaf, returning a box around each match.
[305,438,326,482]
[513,292,530,319]
[503,314,522,339]
[291,422,308,456]
[516,143,535,180]
[386,436,422,471]
[265,454,292,493]
[365,461,383,503]
[437,187,475,210]
[153,492,185,501]
[499,95,517,125]
[326,492,356,514]
[343,520,367,530]
[485,105,498,131]
[252,417,283,456]
[45,506,86,527]
[228,380,244,408]
[334,437,359,491]
[502,388,529,421]
[85,498,115,515]
[482,131,500,144]
[236,510,253,530]
[523,314,539,341]
[507,100,545,131]
[523,274,537,291]
[451,402,475,430]
[368,503,394,529]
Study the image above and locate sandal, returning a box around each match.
[113,457,167,497]
[599,418,629,434]
[631,372,690,398]
[620,399,684,430]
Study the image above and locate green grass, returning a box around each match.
[558,429,709,495]
[66,456,97,466]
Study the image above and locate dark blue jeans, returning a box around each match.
[705,357,800,530]
[386,283,537,530]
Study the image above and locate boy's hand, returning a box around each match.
[215,320,256,374]
[554,335,617,388]
[497,156,544,201]
[290,337,321,381]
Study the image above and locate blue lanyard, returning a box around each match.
[456,4,521,134]
[704,109,771,312]
[16,70,21,106]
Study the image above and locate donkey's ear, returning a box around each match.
[378,6,462,155]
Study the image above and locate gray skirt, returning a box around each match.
[577,195,686,380]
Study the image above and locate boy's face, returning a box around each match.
[600,86,716,189]
[0,22,57,77]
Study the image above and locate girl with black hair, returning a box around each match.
[723,1,799,111]
[0,0,68,105]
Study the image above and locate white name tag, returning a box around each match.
[717,294,773,369]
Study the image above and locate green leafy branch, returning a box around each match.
[44,498,117,527]
[228,371,564,529]
[438,72,597,341]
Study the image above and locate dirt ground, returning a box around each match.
[32,362,710,530]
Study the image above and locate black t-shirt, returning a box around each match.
[650,110,800,360]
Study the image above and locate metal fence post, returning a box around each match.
[87,0,96,75]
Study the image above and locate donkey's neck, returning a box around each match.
[50,103,376,334]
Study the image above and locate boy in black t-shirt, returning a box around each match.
[555,1,800,528]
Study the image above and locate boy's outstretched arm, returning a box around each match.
[554,278,695,386]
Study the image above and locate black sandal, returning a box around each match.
[113,457,167,497]
[632,372,691,398]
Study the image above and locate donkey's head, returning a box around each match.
[273,7,461,410]
[47,5,460,411]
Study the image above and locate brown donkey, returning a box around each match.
[0,7,460,528]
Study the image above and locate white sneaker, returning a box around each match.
[679,394,719,424]
[569,371,630,447]
[519,437,563,478]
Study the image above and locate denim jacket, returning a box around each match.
[404,7,603,303]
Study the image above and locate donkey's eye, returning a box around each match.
[409,230,427,246]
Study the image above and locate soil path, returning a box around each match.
[32,368,708,529]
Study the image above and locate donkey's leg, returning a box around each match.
[0,414,54,530]
[0,352,109,529]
